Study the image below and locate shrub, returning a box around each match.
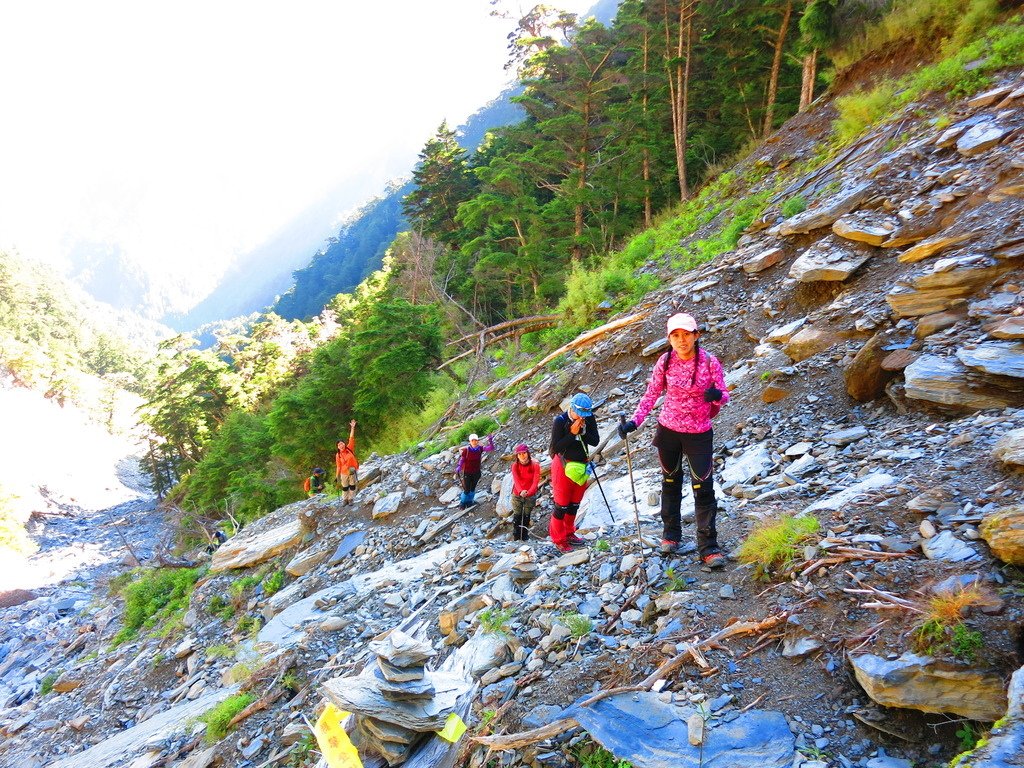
[287,732,317,767]
[558,613,594,640]
[369,376,460,456]
[663,566,687,593]
[206,644,235,660]
[780,196,807,218]
[833,13,1024,146]
[111,567,203,646]
[446,416,500,449]
[478,606,515,635]
[830,0,999,71]
[38,670,61,696]
[594,539,611,553]
[737,514,820,577]
[262,569,286,597]
[573,740,633,768]
[207,594,235,621]
[236,615,261,638]
[197,692,255,743]
[834,81,901,145]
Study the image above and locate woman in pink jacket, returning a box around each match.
[510,443,540,541]
[618,313,729,567]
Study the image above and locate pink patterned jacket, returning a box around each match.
[630,347,728,434]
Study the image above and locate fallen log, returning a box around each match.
[228,688,287,728]
[445,314,561,348]
[438,322,557,371]
[484,310,653,399]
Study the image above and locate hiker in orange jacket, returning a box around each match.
[303,467,327,497]
[335,420,359,505]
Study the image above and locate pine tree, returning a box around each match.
[403,122,478,246]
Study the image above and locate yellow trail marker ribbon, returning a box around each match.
[435,712,468,743]
[314,704,363,768]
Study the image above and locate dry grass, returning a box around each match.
[923,584,987,626]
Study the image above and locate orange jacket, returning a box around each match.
[335,436,359,475]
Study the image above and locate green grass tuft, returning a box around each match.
[737,514,820,577]
[262,569,286,597]
[780,195,808,218]
[38,670,62,697]
[478,606,515,635]
[558,612,594,640]
[198,692,255,743]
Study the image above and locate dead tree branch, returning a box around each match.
[485,310,653,399]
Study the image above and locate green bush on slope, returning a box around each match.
[111,567,204,646]
[834,13,1024,144]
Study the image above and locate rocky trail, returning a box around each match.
[3,61,1024,768]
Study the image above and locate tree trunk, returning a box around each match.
[680,6,692,199]
[641,22,653,227]
[763,0,792,136]
[800,48,818,111]
[663,0,696,201]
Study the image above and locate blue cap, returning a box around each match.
[570,393,593,417]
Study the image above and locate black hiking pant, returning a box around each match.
[653,426,719,556]
[510,494,535,540]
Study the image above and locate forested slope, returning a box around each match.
[136,0,1022,538]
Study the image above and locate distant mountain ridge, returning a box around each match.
[271,0,619,321]
[182,0,620,327]
[272,90,525,321]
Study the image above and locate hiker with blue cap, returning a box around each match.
[548,392,600,552]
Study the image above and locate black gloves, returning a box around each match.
[617,419,637,439]
[703,386,723,403]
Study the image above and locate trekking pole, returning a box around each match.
[586,461,617,524]
[620,414,648,559]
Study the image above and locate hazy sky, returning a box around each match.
[0,0,593,297]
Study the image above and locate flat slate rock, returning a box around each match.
[377,656,426,683]
[573,692,794,768]
[369,630,437,667]
[921,530,981,563]
[903,354,1017,410]
[787,236,872,282]
[328,530,367,565]
[956,341,1024,379]
[360,715,422,745]
[373,668,436,701]
[778,182,872,235]
[322,669,469,732]
[850,653,1006,721]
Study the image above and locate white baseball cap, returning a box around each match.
[468,434,479,441]
[667,313,699,334]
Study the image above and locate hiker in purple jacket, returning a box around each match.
[455,433,494,509]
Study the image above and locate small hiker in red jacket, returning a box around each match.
[510,443,540,541]
[455,433,494,509]
[335,420,359,505]
[303,467,327,497]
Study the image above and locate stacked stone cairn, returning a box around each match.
[322,629,464,766]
